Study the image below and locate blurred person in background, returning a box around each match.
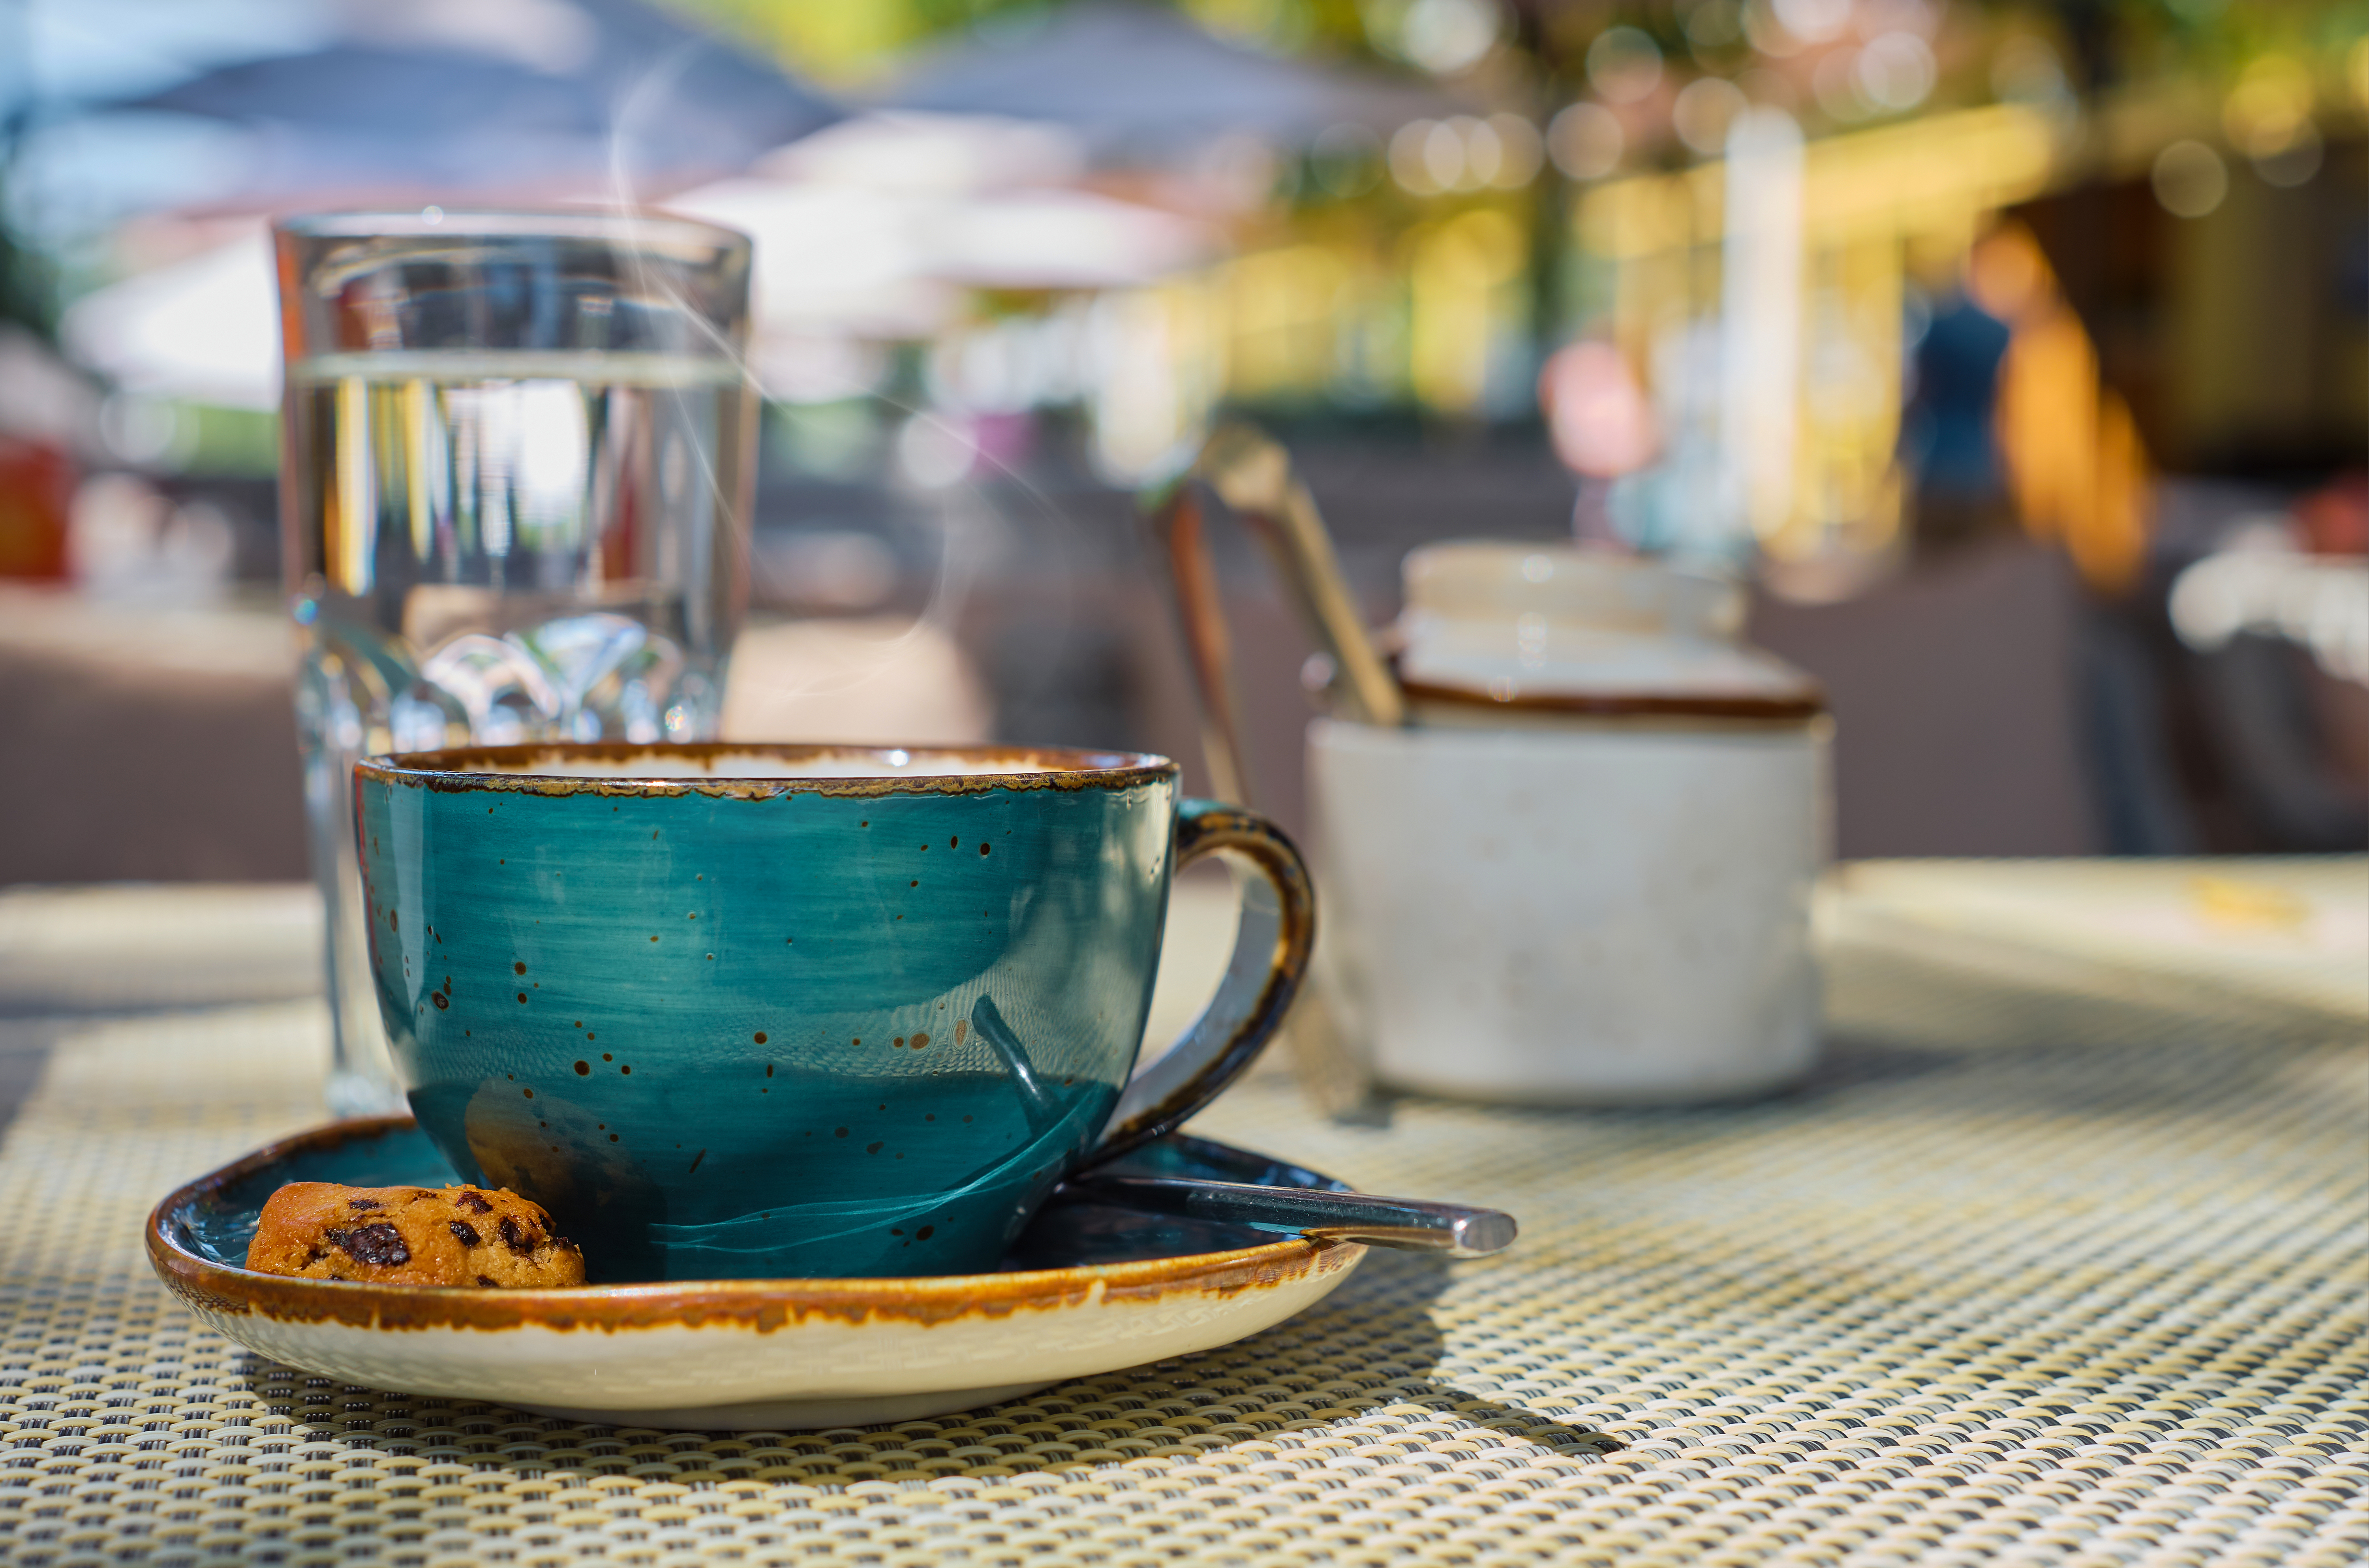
[1900,234,2014,559]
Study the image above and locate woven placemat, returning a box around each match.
[1,931,2363,1566]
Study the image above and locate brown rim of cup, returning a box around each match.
[354,742,1180,800]
[1396,678,1828,724]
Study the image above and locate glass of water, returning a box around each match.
[275,210,756,1114]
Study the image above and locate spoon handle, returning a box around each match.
[1061,1174,1516,1259]
[1195,424,1408,729]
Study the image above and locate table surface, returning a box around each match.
[0,862,2363,1567]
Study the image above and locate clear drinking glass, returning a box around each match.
[276,210,756,1114]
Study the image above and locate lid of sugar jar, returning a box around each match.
[1394,543,1823,721]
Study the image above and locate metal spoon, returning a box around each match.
[1059,1172,1515,1258]
[1191,424,1406,730]
[1142,427,1401,1123]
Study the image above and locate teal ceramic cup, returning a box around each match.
[351,744,1312,1282]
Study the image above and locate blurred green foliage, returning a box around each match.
[0,180,55,342]
[183,403,278,477]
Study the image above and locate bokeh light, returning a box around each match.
[1395,0,1499,76]
[1547,101,1624,180]
[1390,113,1544,195]
[1485,114,1544,188]
[2151,141,2229,219]
[1586,27,1665,106]
[1674,77,1748,156]
[1855,33,1937,113]
[1686,0,1745,55]
[1771,0,1852,46]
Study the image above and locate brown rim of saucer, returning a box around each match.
[145,1115,1359,1334]
[1398,677,1828,723]
[357,742,1179,801]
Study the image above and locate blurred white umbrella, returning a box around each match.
[660,168,1215,392]
[755,111,1088,195]
[930,188,1212,285]
[60,226,279,411]
[665,175,1211,293]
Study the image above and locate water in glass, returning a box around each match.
[287,348,754,1112]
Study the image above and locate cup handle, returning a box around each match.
[1087,798,1316,1165]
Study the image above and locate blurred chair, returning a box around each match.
[2184,633,2369,853]
[1750,537,2102,858]
[0,588,308,884]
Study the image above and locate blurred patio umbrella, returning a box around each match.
[670,145,1215,292]
[111,0,838,199]
[880,2,1449,161]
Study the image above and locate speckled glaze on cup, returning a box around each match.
[352,744,1312,1283]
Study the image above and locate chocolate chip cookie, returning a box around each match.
[245,1182,586,1287]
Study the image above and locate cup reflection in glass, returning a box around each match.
[274,210,757,1114]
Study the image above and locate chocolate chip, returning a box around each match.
[476,1275,499,1288]
[347,1197,382,1210]
[328,1224,409,1268]
[449,1220,481,1247]
[498,1215,539,1254]
[455,1191,493,1213]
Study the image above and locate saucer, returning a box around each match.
[146,1117,1366,1430]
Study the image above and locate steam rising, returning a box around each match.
[600,41,1097,750]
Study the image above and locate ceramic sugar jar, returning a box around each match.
[1307,542,1829,1103]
